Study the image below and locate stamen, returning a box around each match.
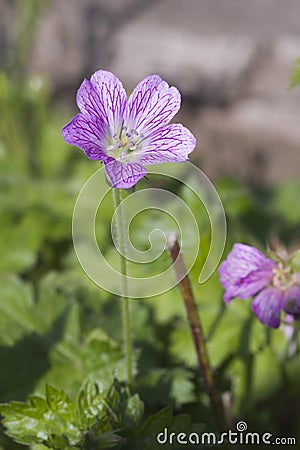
[272,264,292,290]
[129,143,137,151]
[106,124,143,160]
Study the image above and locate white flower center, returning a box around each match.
[272,264,293,290]
[106,125,144,161]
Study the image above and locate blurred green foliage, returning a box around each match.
[290,58,300,88]
[1,66,300,447]
[1,5,300,447]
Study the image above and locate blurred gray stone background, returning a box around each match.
[1,0,300,185]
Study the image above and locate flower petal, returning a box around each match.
[219,243,276,303]
[104,159,146,189]
[283,285,300,314]
[76,70,127,136]
[137,123,196,165]
[252,287,283,328]
[283,313,295,340]
[124,75,181,136]
[62,113,106,160]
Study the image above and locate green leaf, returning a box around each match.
[0,274,72,345]
[137,367,195,408]
[76,380,108,429]
[35,329,125,398]
[289,249,300,272]
[170,325,197,368]
[105,380,144,431]
[126,394,145,427]
[134,408,200,450]
[272,180,300,228]
[0,273,124,400]
[76,380,130,449]
[0,276,37,345]
[0,276,73,402]
[253,347,282,400]
[139,407,173,440]
[0,386,80,447]
[0,379,140,449]
[170,368,195,406]
[290,58,300,88]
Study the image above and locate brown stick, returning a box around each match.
[167,231,225,432]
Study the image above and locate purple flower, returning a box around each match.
[219,243,300,328]
[62,71,196,188]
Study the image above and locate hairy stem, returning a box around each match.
[112,188,133,386]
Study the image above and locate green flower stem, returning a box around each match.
[167,231,225,432]
[112,188,133,386]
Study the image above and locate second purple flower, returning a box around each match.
[219,243,300,329]
[62,71,196,189]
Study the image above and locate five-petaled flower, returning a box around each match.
[62,70,196,188]
[219,243,300,328]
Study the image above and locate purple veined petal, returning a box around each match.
[251,287,283,328]
[137,123,196,165]
[124,74,181,137]
[62,113,107,160]
[76,70,127,136]
[283,284,300,314]
[219,243,276,303]
[220,274,275,304]
[104,158,146,189]
[220,244,275,287]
